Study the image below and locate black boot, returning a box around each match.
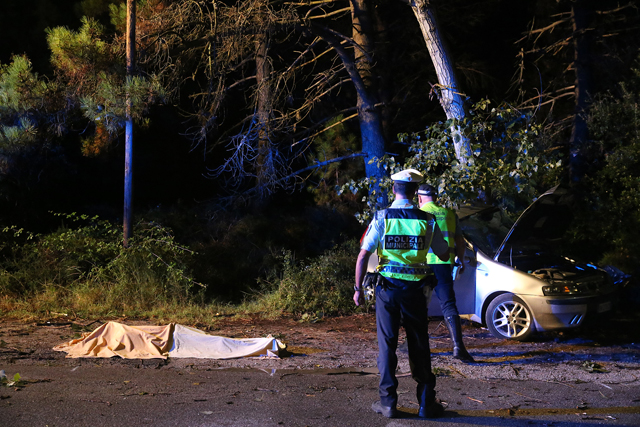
[445,315,475,363]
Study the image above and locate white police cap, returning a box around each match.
[390,168,423,183]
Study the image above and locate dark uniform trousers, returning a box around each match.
[431,263,459,318]
[375,282,436,408]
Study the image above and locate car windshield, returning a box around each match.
[459,208,514,258]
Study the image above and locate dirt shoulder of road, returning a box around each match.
[1,313,640,385]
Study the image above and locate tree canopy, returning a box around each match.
[0,1,639,258]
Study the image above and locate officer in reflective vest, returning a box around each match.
[354,169,449,419]
[418,183,474,363]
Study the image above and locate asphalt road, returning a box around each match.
[2,363,640,426]
[2,309,640,426]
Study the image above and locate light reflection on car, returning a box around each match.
[368,185,621,341]
[436,185,620,340]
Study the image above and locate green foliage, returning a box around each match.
[47,17,165,138]
[185,203,360,304]
[0,56,53,112]
[47,17,118,83]
[569,59,640,271]
[0,56,57,150]
[255,239,360,318]
[0,206,362,322]
[0,55,65,196]
[0,214,201,317]
[340,100,562,223]
[0,14,164,199]
[80,73,165,134]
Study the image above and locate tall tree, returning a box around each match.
[515,0,640,183]
[137,0,392,204]
[0,56,60,202]
[402,0,472,166]
[568,0,593,183]
[139,0,301,199]
[254,24,274,196]
[0,10,162,219]
[337,0,387,205]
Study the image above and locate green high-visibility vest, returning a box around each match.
[420,202,456,264]
[377,208,435,281]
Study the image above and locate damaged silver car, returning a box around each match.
[428,185,620,340]
[366,185,621,341]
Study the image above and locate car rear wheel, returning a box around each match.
[486,293,534,340]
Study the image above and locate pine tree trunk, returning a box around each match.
[371,4,394,143]
[569,0,594,183]
[408,0,472,166]
[255,30,273,198]
[350,0,388,207]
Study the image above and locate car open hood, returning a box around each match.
[495,185,575,260]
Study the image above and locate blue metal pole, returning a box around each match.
[123,0,136,248]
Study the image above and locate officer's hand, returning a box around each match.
[353,289,364,306]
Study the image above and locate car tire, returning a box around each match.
[486,293,535,341]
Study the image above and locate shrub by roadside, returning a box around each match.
[248,239,362,319]
[0,213,364,324]
[0,213,202,319]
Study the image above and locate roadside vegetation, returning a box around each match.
[568,62,640,274]
[1,3,638,326]
[2,63,640,324]
[0,210,363,325]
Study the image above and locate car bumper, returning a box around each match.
[522,291,619,332]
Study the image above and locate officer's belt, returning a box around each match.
[379,260,431,276]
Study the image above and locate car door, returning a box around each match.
[427,245,477,317]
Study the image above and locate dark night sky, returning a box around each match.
[0,1,83,72]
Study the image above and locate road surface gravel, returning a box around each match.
[1,312,639,426]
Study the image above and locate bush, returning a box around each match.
[568,60,640,273]
[0,213,202,317]
[254,239,360,318]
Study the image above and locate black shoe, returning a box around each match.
[371,401,397,418]
[418,400,444,418]
[453,346,475,363]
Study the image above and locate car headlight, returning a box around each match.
[542,282,582,296]
[534,267,612,296]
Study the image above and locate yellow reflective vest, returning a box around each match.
[420,201,456,264]
[377,208,436,281]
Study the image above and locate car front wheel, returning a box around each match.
[486,293,534,340]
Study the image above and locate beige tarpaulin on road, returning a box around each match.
[53,321,285,360]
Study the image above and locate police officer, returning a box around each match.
[418,183,474,363]
[354,169,449,419]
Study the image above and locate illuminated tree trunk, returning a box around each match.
[351,0,374,91]
[350,0,387,207]
[124,0,135,247]
[371,4,393,143]
[407,0,472,166]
